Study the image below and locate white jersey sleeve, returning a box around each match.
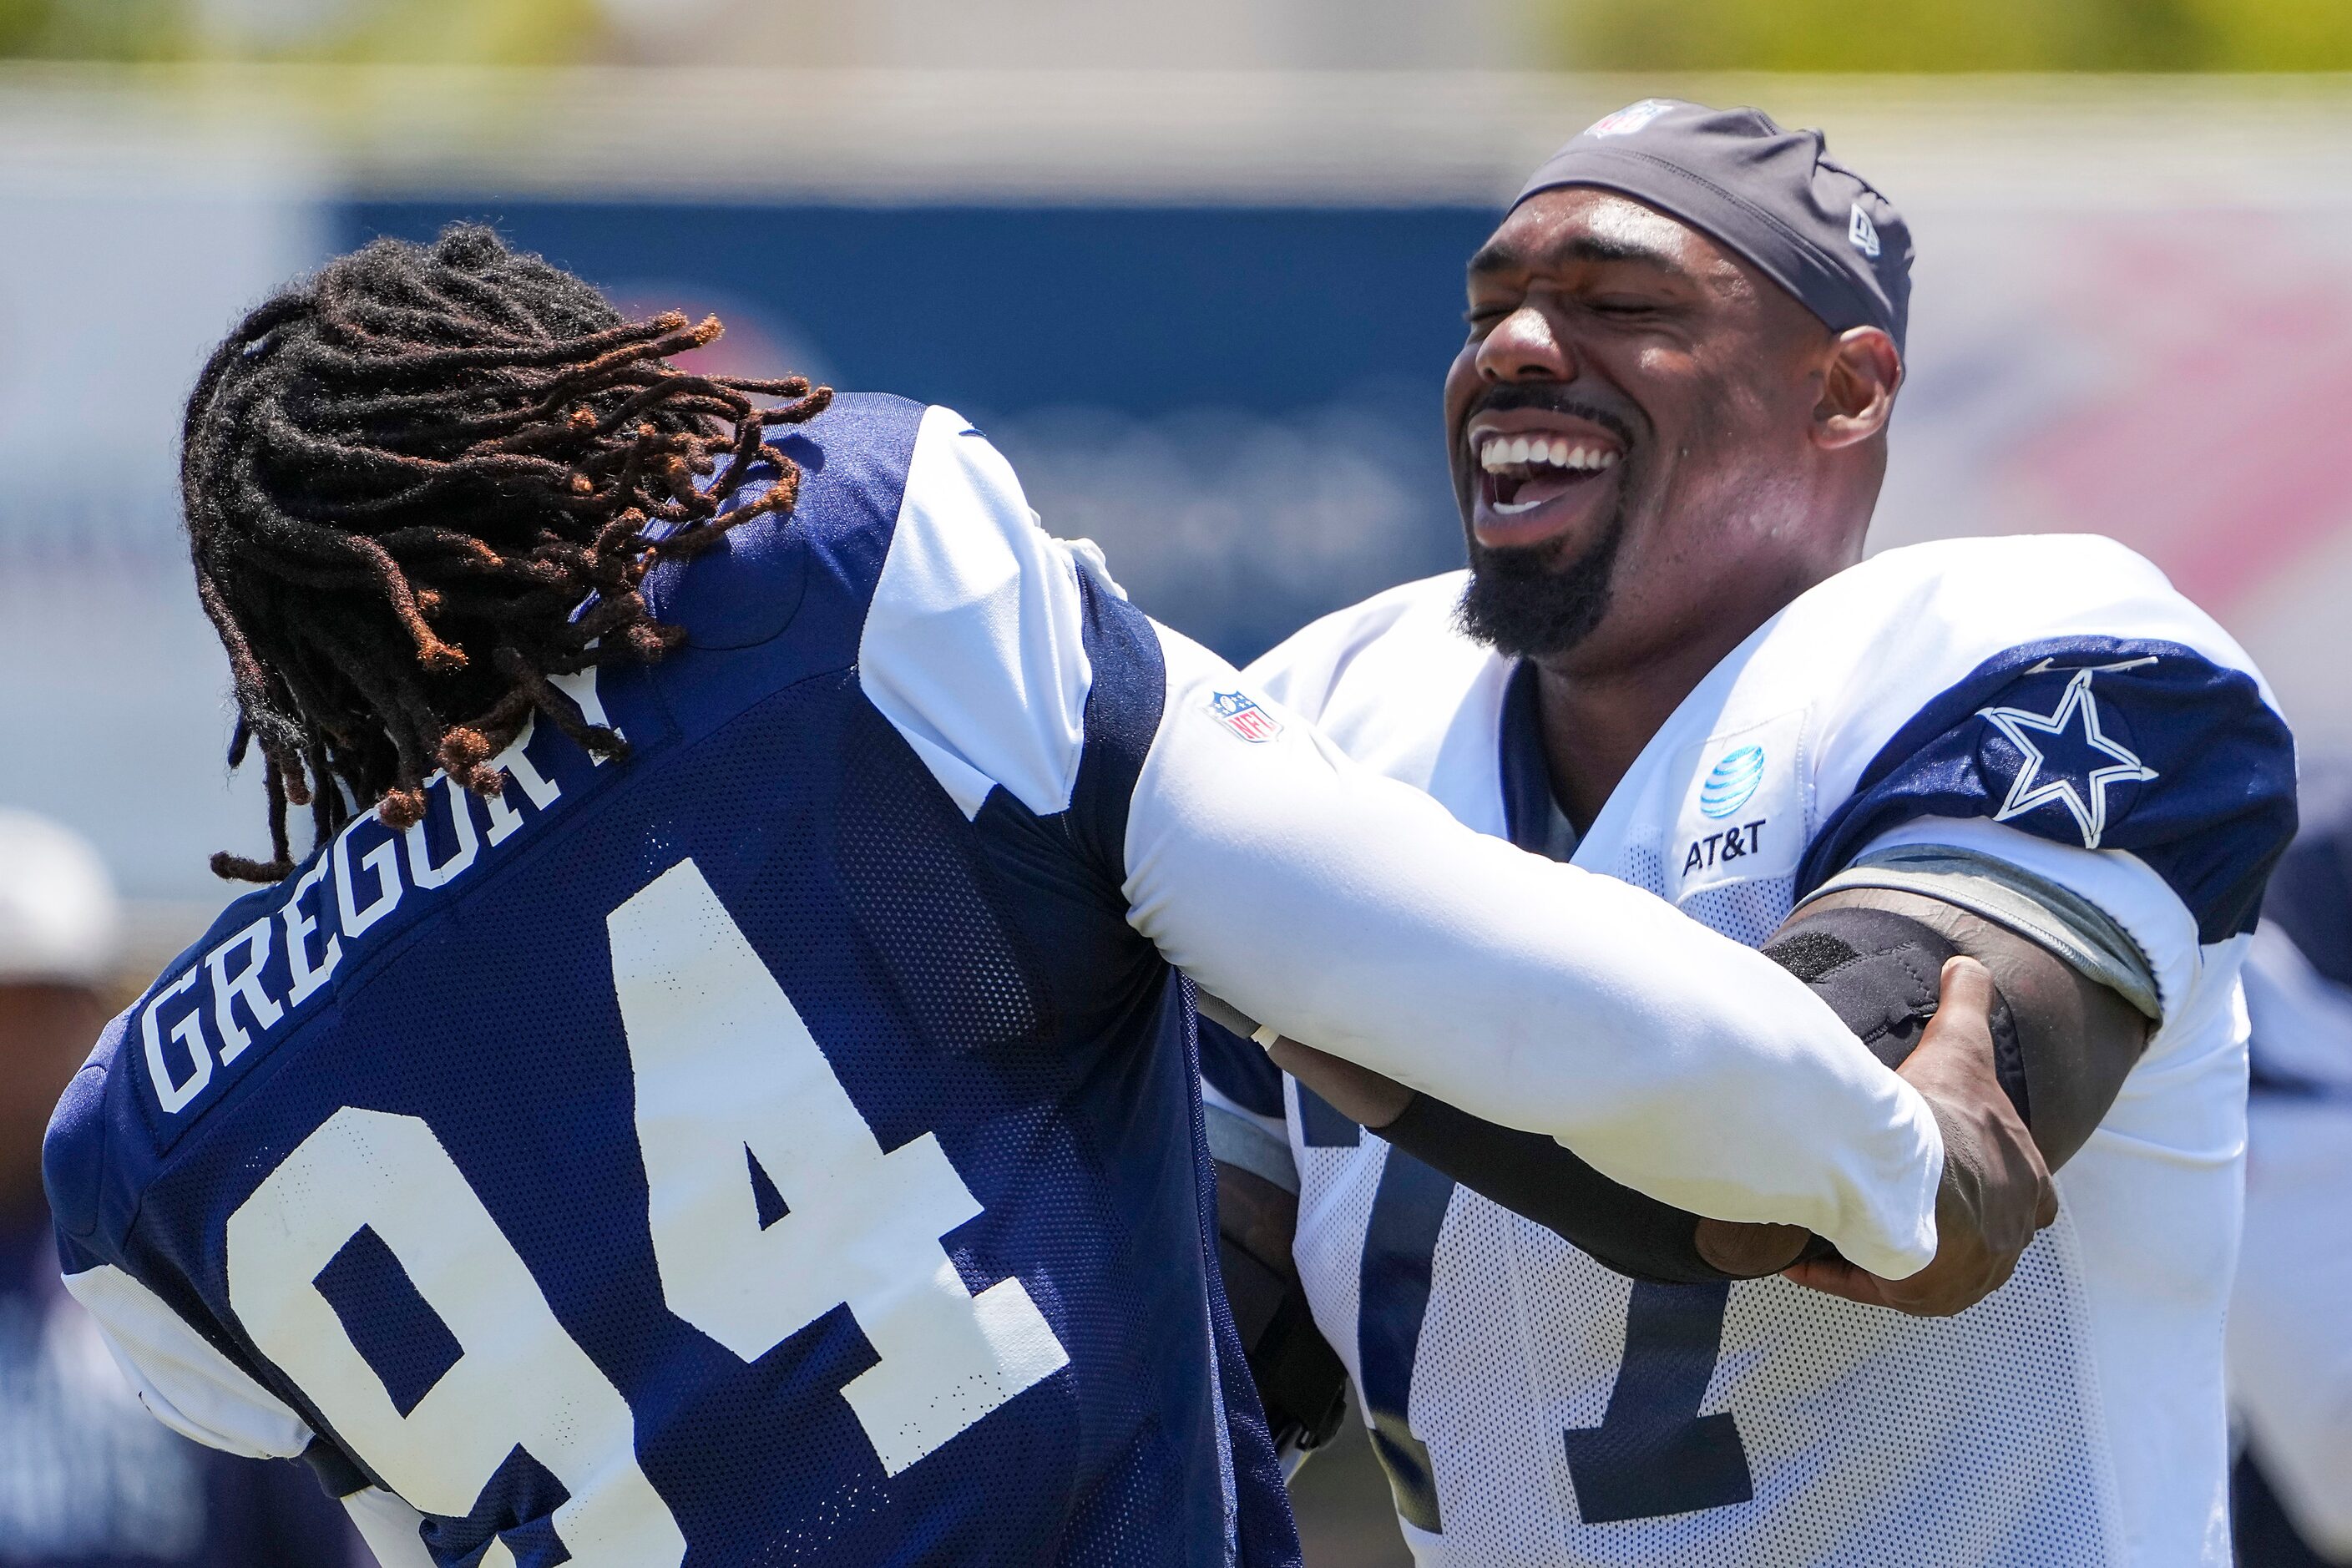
[1776,536,2294,1019]
[58,1259,315,1461]
[860,411,1943,1278]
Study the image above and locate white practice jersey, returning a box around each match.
[1247,536,2296,1567]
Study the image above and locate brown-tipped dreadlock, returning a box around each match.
[182,224,832,881]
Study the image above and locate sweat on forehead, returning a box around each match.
[1510,99,1913,356]
[1472,191,1738,281]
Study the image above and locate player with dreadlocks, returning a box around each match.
[183,225,828,878]
[45,225,2039,1566]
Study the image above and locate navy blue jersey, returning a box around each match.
[45,395,1294,1568]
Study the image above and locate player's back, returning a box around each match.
[44,394,1277,1566]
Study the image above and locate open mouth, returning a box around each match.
[1475,431,1621,515]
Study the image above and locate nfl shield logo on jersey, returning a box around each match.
[1206,690,1282,743]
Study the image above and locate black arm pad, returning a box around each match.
[1763,903,2028,1121]
[1372,902,2026,1285]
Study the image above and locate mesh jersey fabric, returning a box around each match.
[43,393,1297,1568]
[1251,536,2293,1567]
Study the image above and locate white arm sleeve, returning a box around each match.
[60,1262,315,1459]
[1128,627,1943,1279]
[856,407,1941,1279]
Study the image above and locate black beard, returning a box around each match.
[1454,494,1628,660]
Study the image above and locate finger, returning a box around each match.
[1913,956,1996,1060]
[1694,1219,1809,1277]
[1780,1257,1893,1308]
[1935,953,1995,1019]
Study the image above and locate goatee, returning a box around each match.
[1455,500,1627,660]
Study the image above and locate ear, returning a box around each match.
[1813,327,1902,451]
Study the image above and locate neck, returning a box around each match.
[1533,631,1737,832]
[1530,547,1854,830]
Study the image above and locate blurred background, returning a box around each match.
[3,1,2350,1563]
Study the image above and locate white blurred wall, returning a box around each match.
[0,146,324,908]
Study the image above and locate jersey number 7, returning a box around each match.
[1327,1094,1753,1533]
[225,857,1070,1564]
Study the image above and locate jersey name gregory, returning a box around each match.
[1250,536,2293,1567]
[133,675,615,1129]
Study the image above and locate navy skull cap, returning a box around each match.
[1512,99,1913,356]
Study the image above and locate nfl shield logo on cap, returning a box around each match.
[1586,99,1677,138]
[1206,690,1282,743]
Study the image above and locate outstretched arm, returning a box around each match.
[857,408,1945,1277]
[1125,626,1961,1278]
[1267,876,2130,1313]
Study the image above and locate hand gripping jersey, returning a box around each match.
[43,397,1953,1568]
[1248,537,2295,1567]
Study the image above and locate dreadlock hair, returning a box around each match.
[181,224,831,883]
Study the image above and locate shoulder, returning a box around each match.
[43,942,229,1261]
[856,405,1156,827]
[1770,534,2265,706]
[644,391,933,654]
[1245,571,1474,720]
[45,1005,317,1463]
[1768,534,2294,948]
[1243,573,1510,800]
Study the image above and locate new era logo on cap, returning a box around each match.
[1849,203,1881,259]
[1586,99,1676,139]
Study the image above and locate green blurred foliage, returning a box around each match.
[0,0,190,60]
[303,0,605,65]
[1550,0,2352,70]
[0,0,606,63]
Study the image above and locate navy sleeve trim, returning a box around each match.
[1064,572,1167,889]
[1801,637,2297,945]
[1197,1015,1287,1121]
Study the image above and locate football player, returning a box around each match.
[2228,793,2352,1565]
[38,228,2038,1567]
[1201,102,2296,1561]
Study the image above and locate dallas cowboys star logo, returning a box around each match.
[1977,659,2160,849]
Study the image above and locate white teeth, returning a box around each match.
[1473,429,1624,488]
[1493,496,1548,515]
